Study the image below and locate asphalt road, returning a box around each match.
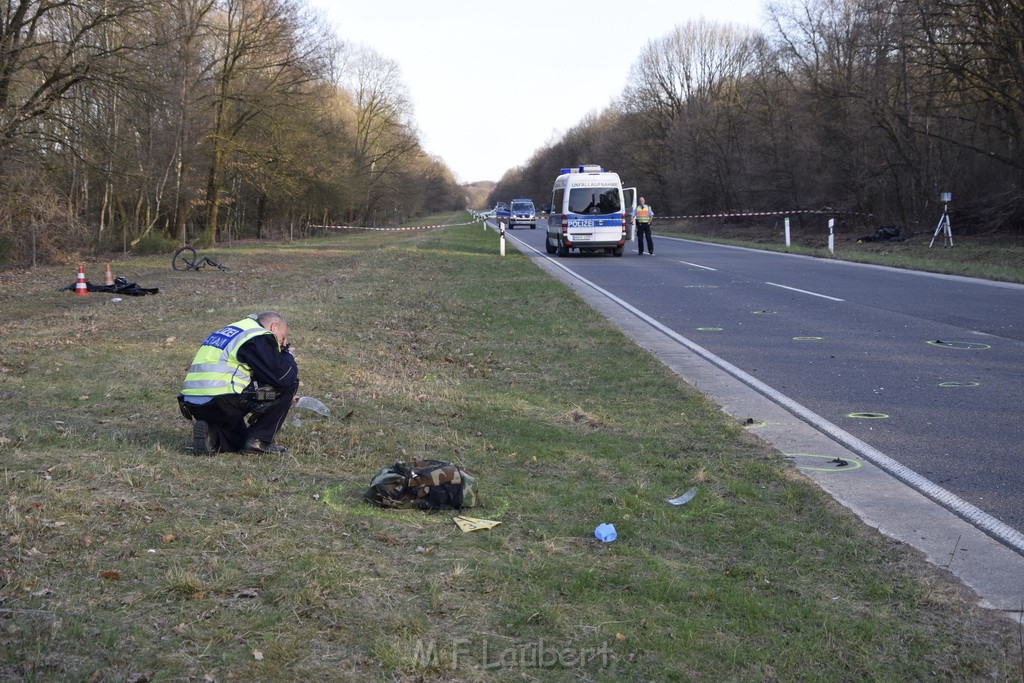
[501,222,1024,535]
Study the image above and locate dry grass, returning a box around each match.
[1,215,1020,681]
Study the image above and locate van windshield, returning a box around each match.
[568,187,620,214]
[511,201,533,212]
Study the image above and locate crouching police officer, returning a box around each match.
[178,311,299,455]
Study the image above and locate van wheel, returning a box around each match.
[545,237,556,254]
[530,224,536,229]
[557,238,568,256]
[613,246,624,256]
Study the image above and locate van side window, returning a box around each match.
[552,189,564,214]
[598,190,620,213]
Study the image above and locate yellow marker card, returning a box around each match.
[454,516,502,532]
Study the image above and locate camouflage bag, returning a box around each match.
[364,459,478,510]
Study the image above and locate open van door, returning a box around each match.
[623,187,637,241]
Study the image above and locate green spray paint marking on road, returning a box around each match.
[927,340,991,350]
[786,453,863,472]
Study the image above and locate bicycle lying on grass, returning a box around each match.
[172,246,229,272]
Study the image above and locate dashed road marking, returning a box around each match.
[678,260,717,271]
[765,282,845,302]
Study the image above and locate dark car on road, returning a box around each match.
[509,199,537,229]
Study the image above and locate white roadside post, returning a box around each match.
[784,217,791,247]
[828,218,835,255]
[499,221,506,256]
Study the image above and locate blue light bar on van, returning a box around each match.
[559,168,571,175]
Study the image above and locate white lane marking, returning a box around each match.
[657,235,1024,290]
[765,281,845,302]
[678,260,717,271]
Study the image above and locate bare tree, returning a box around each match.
[0,0,487,266]
[0,0,148,154]
[907,0,1024,171]
[766,0,1022,226]
[201,0,323,244]
[621,19,760,210]
[338,44,421,224]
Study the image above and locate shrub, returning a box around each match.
[0,235,13,266]
[133,232,179,255]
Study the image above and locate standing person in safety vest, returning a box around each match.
[635,197,654,255]
[178,311,299,455]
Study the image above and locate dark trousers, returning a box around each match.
[637,222,653,254]
[184,384,297,452]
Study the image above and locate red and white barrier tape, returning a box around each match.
[322,220,476,231]
[657,209,862,219]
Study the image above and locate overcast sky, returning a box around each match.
[311,0,769,183]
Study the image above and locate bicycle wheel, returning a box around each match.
[172,246,197,271]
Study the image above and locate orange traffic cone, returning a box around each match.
[103,263,114,286]
[74,264,89,296]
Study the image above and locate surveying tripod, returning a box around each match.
[929,198,953,248]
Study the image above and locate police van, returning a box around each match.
[545,165,636,257]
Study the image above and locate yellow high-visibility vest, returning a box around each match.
[181,317,275,397]
[636,206,652,223]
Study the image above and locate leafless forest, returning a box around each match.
[490,0,1023,237]
[0,0,465,266]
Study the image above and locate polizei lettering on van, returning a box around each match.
[545,165,635,258]
[567,218,617,228]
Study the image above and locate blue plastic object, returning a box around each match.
[594,523,617,542]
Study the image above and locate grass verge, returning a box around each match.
[1,213,1021,681]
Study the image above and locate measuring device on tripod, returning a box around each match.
[929,191,953,248]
